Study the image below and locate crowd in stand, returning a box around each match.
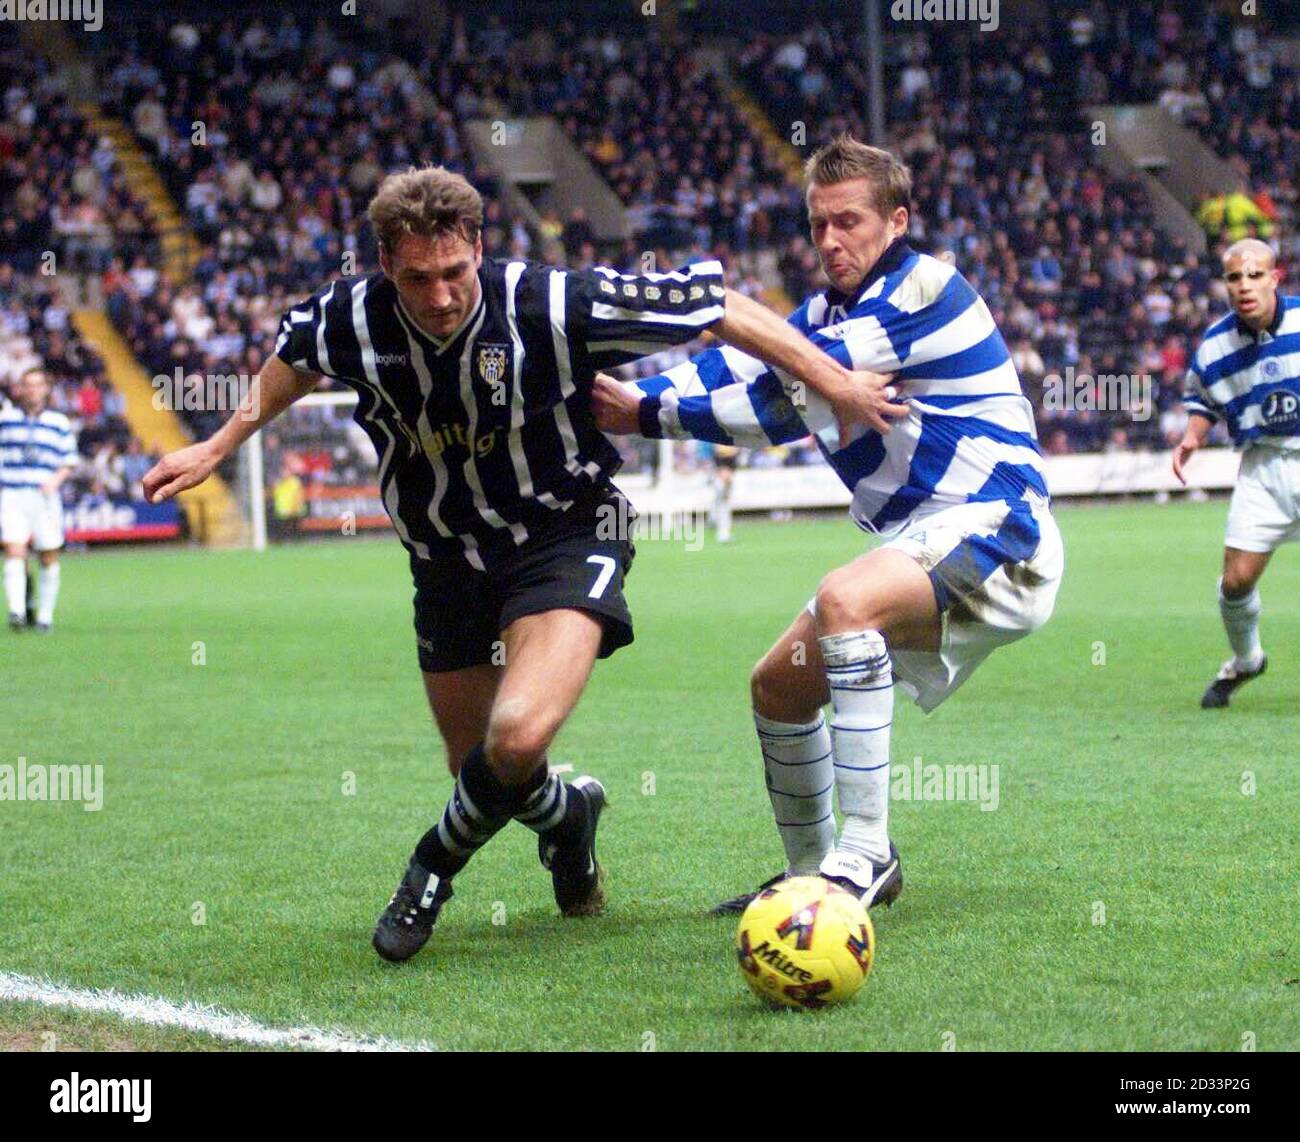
[1068,0,1297,252]
[0,42,163,508]
[8,5,1297,499]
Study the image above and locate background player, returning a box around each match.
[1174,238,1297,708]
[1,367,77,633]
[142,164,905,963]
[710,443,739,543]
[595,136,1064,910]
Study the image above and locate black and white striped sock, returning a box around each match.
[414,744,544,878]
[514,770,570,834]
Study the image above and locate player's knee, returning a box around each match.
[485,700,553,778]
[749,658,778,715]
[750,655,820,723]
[815,568,874,630]
[1220,569,1260,599]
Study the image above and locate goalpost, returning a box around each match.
[244,390,379,552]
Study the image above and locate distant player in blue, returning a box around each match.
[1174,238,1298,708]
[1,367,77,633]
[595,136,1064,912]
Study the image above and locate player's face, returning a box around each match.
[1222,253,1281,328]
[18,371,50,414]
[382,232,483,339]
[808,178,909,295]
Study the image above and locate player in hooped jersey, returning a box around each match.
[595,137,1065,911]
[1,367,77,632]
[143,165,903,963]
[1174,238,1299,708]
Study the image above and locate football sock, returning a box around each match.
[755,712,835,876]
[36,563,60,625]
[413,743,545,879]
[1218,578,1263,669]
[819,629,893,865]
[715,489,733,543]
[4,558,25,618]
[513,767,585,846]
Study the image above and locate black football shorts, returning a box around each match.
[411,486,636,674]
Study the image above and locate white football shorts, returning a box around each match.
[1224,446,1300,554]
[0,487,65,551]
[809,496,1064,713]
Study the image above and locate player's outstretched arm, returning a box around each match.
[712,288,907,441]
[143,355,319,504]
[1172,413,1216,485]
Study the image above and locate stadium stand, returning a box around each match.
[0,42,165,512]
[13,1,1299,520]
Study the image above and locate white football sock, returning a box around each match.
[36,562,61,625]
[4,557,26,618]
[755,712,835,876]
[715,488,732,543]
[819,629,893,865]
[1218,578,1263,669]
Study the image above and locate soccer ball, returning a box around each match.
[735,876,875,1010]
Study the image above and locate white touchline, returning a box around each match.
[0,972,435,1053]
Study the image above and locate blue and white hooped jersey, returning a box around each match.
[1182,295,1300,450]
[632,240,1049,536]
[0,404,78,489]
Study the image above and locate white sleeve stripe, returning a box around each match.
[315,287,333,376]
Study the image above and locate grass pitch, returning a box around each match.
[2,501,1297,1051]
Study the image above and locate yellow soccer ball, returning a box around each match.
[735,876,875,1010]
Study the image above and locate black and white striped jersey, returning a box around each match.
[274,257,726,568]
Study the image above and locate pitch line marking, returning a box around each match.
[0,972,435,1053]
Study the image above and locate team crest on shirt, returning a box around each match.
[476,343,509,386]
[1261,359,1282,380]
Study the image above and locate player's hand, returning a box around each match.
[1172,436,1199,485]
[590,372,642,436]
[143,442,221,504]
[829,370,909,444]
[39,478,59,496]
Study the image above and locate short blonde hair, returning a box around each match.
[367,165,484,255]
[805,135,912,217]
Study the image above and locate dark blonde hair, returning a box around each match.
[805,135,912,217]
[367,165,484,255]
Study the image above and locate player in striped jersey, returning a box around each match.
[595,136,1064,910]
[142,165,901,962]
[1174,238,1298,708]
[2,367,77,633]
